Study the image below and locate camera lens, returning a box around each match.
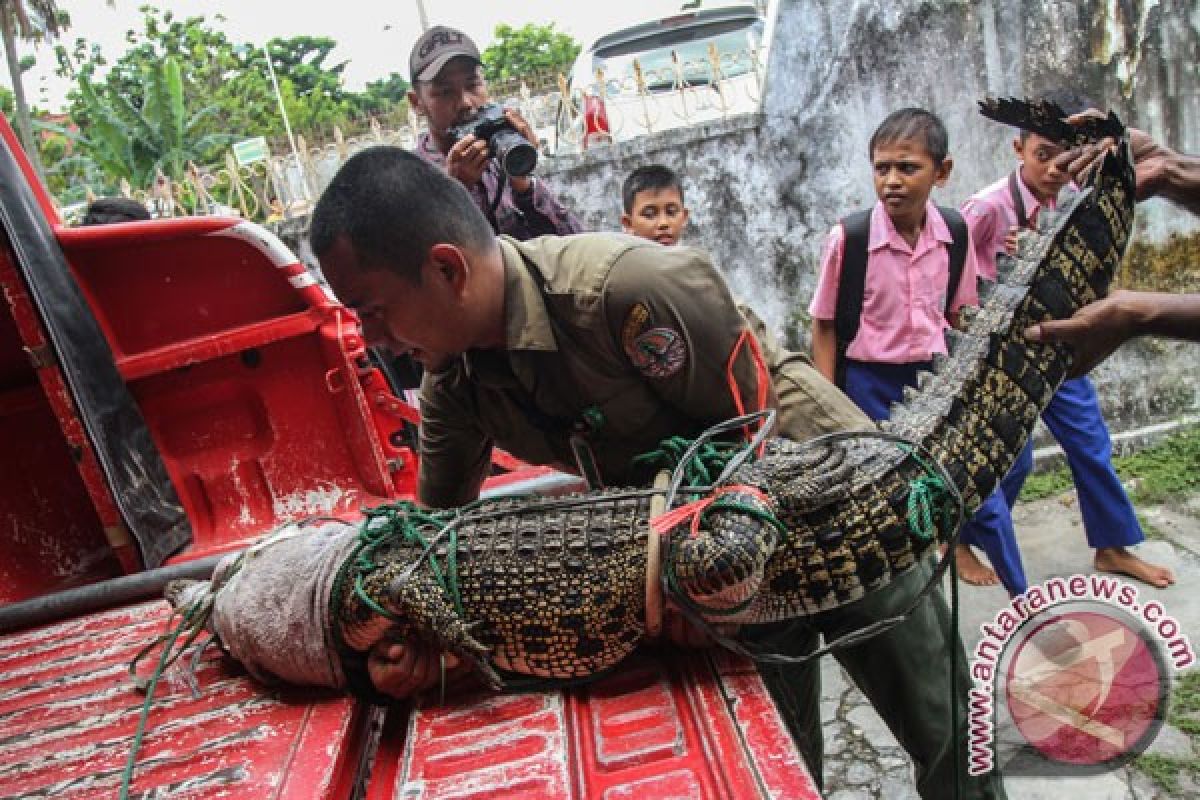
[491,130,538,177]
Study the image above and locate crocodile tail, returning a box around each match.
[747,106,1135,621]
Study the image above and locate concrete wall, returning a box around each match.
[280,0,1200,432]
[534,0,1200,431]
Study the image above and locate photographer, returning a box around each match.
[407,26,583,239]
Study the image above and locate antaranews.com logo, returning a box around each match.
[968,573,1194,777]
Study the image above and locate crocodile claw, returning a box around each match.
[385,570,504,692]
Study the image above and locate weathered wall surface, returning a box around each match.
[534,0,1200,429]
[545,0,1200,330]
[280,0,1200,430]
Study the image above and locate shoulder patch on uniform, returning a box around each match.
[630,327,687,378]
[620,302,651,356]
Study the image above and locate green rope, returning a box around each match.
[630,435,742,486]
[898,446,957,541]
[348,500,473,620]
[119,596,213,800]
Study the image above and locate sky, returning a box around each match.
[4,0,709,112]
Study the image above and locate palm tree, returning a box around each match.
[0,0,64,182]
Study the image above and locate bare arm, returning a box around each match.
[811,318,838,383]
[1142,143,1200,215]
[1056,116,1200,215]
[1025,289,1200,377]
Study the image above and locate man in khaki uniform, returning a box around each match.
[310,146,1004,800]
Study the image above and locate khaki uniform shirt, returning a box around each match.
[418,233,869,507]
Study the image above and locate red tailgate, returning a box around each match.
[0,599,372,799]
[368,650,820,800]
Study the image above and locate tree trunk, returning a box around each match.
[0,6,46,184]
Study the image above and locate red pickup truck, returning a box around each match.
[0,115,820,799]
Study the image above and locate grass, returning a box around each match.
[1017,426,1200,505]
[1118,427,1200,505]
[1175,671,1200,737]
[1136,753,1197,795]
[1019,467,1075,501]
[1119,231,1200,293]
[1134,670,1200,795]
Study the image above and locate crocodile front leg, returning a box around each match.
[667,488,782,615]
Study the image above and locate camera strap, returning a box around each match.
[481,170,507,234]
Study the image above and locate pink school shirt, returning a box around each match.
[960,170,1057,282]
[809,201,980,364]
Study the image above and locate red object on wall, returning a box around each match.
[582,94,614,149]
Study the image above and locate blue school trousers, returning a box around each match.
[1000,376,1142,548]
[844,359,1029,595]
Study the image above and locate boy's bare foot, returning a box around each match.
[1094,547,1175,589]
[954,544,1001,586]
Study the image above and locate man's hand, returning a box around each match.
[1052,110,1172,201]
[367,639,469,700]
[1024,290,1140,378]
[502,107,539,195]
[1127,126,1174,201]
[1003,225,1020,256]
[503,107,538,146]
[445,133,490,188]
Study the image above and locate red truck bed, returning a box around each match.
[0,114,820,799]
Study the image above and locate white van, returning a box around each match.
[556,5,767,152]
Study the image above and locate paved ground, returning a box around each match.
[818,490,1200,799]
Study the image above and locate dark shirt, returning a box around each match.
[415,131,583,240]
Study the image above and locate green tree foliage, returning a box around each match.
[56,8,383,147]
[59,9,276,142]
[351,71,410,117]
[480,23,581,83]
[51,56,234,186]
[41,7,414,199]
[1,0,67,180]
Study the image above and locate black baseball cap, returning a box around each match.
[409,25,482,83]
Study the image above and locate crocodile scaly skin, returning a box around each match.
[334,100,1136,686]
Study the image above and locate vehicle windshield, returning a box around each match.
[592,19,763,93]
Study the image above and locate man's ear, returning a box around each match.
[407,87,423,115]
[1012,136,1023,161]
[679,207,690,228]
[426,243,470,294]
[620,212,633,232]
[934,156,953,188]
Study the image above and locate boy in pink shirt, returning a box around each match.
[810,108,1028,596]
[962,90,1174,589]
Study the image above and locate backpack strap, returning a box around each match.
[831,209,872,389]
[937,205,969,315]
[1008,170,1029,229]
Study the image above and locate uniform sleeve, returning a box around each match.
[514,179,584,236]
[960,196,1002,282]
[416,369,494,508]
[807,225,846,320]
[601,246,769,425]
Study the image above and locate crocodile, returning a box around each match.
[168,98,1136,695]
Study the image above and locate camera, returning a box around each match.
[448,103,538,178]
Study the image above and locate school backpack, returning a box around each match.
[832,206,969,388]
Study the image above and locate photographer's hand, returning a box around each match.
[446,133,490,188]
[503,108,539,194]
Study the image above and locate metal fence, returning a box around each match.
[91,45,765,225]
